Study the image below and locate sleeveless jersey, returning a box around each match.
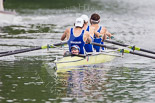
[84,26,93,52]
[93,26,104,52]
[67,28,85,54]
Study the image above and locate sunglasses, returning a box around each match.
[71,48,79,51]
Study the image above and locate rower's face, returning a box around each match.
[71,47,79,55]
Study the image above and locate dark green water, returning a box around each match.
[4,0,89,9]
[1,0,155,103]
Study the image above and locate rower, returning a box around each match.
[61,17,91,54]
[81,14,93,52]
[0,0,4,11]
[71,45,80,55]
[81,14,89,30]
[90,13,112,52]
[81,14,101,52]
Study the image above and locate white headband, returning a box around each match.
[90,19,100,24]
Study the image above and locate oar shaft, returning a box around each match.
[0,41,67,57]
[0,47,41,57]
[92,42,155,59]
[0,48,32,54]
[104,40,155,54]
[139,48,155,54]
[91,42,118,50]
[129,51,155,59]
[104,40,128,47]
[0,51,11,54]
[118,49,155,59]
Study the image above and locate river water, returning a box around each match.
[0,0,155,103]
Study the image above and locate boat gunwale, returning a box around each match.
[54,51,120,64]
[0,10,16,15]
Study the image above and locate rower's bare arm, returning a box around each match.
[90,27,101,38]
[94,31,101,38]
[61,28,69,41]
[102,33,107,41]
[106,31,113,38]
[102,27,107,34]
[61,33,66,41]
[101,27,107,40]
[84,31,92,43]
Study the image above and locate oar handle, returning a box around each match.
[63,52,86,58]
[104,40,128,47]
[53,42,67,46]
[91,42,118,50]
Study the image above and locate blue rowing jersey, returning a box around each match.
[93,26,104,52]
[84,26,93,52]
[67,28,85,54]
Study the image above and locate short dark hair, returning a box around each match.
[90,13,100,21]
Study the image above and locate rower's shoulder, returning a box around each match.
[101,26,107,32]
[84,30,89,33]
[101,26,106,30]
[84,30,90,36]
[89,26,96,31]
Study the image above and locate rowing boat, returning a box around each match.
[0,10,16,24]
[54,51,118,72]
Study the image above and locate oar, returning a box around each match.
[0,48,31,54]
[0,41,67,57]
[91,42,118,50]
[104,40,155,54]
[91,42,155,59]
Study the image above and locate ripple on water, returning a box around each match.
[60,97,73,102]
[6,100,14,103]
[24,82,44,85]
[23,99,36,102]
[0,82,3,85]
[5,75,12,78]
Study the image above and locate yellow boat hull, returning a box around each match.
[55,52,116,72]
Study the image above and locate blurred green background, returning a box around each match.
[4,0,90,9]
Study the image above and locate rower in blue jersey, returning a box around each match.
[93,26,104,52]
[90,13,113,52]
[81,15,93,52]
[84,25,94,52]
[61,17,91,54]
[81,14,101,52]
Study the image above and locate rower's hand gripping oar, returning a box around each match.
[91,42,155,59]
[104,40,155,54]
[0,41,67,57]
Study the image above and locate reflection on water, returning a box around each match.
[1,59,153,102]
[56,67,152,102]
[0,57,155,102]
